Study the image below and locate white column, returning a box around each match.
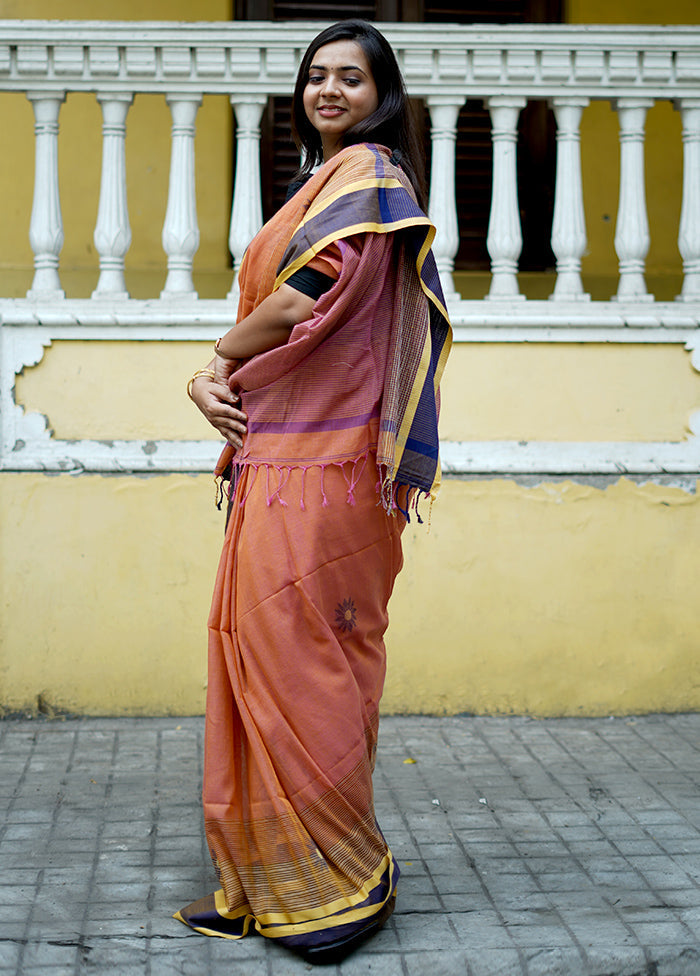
[675,99,700,302]
[26,93,65,299]
[227,96,267,300]
[486,96,526,300]
[92,94,133,299]
[427,97,464,303]
[613,98,654,301]
[550,97,590,301]
[161,95,202,299]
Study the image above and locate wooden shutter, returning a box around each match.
[271,1,376,16]
[422,0,561,271]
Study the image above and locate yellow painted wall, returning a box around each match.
[2,472,699,717]
[566,0,699,24]
[439,343,700,442]
[387,478,700,716]
[0,0,230,16]
[15,340,700,445]
[3,339,700,717]
[0,474,218,717]
[15,342,221,442]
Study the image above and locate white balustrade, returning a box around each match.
[26,93,65,300]
[93,94,133,299]
[676,98,700,302]
[228,96,266,300]
[613,98,654,302]
[161,95,202,299]
[9,24,700,315]
[486,96,526,300]
[427,97,464,302]
[550,98,590,301]
[3,22,700,477]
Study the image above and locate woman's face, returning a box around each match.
[302,39,379,161]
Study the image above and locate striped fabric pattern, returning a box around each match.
[215,143,452,515]
[275,144,452,505]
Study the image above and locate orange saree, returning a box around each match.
[176,144,451,954]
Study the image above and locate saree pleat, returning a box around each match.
[177,461,403,945]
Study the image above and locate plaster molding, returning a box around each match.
[3,299,700,334]
[440,439,700,477]
[2,314,699,476]
[0,327,53,463]
[685,333,700,437]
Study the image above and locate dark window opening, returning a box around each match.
[246,0,562,272]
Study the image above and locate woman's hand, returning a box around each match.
[213,353,239,389]
[190,372,247,449]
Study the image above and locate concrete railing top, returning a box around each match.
[0,21,699,98]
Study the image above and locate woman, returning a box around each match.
[176,20,451,965]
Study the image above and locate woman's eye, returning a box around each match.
[344,77,360,86]
[308,75,324,84]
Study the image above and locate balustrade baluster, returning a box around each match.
[427,97,464,302]
[675,98,700,302]
[550,98,590,301]
[486,97,526,300]
[93,95,133,299]
[228,97,267,300]
[613,98,654,301]
[161,96,202,298]
[27,93,65,299]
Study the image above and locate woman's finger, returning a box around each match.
[190,376,248,443]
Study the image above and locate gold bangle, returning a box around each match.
[187,368,216,401]
[214,336,236,360]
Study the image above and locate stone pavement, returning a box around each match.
[1,714,699,976]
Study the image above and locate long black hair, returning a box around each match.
[291,20,427,212]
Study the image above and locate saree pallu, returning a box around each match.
[176,144,451,951]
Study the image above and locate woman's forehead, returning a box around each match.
[310,39,371,72]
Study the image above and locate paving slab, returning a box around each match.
[1,713,699,975]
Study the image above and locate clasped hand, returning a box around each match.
[190,357,247,449]
[190,284,315,448]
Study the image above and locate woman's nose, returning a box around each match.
[320,73,340,96]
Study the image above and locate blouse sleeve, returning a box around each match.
[305,241,342,280]
[285,241,343,300]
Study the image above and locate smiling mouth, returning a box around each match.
[318,106,346,115]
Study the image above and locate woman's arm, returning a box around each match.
[189,283,316,447]
[214,283,316,376]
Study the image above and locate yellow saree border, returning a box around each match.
[273,150,448,323]
[174,852,398,942]
[222,849,394,927]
